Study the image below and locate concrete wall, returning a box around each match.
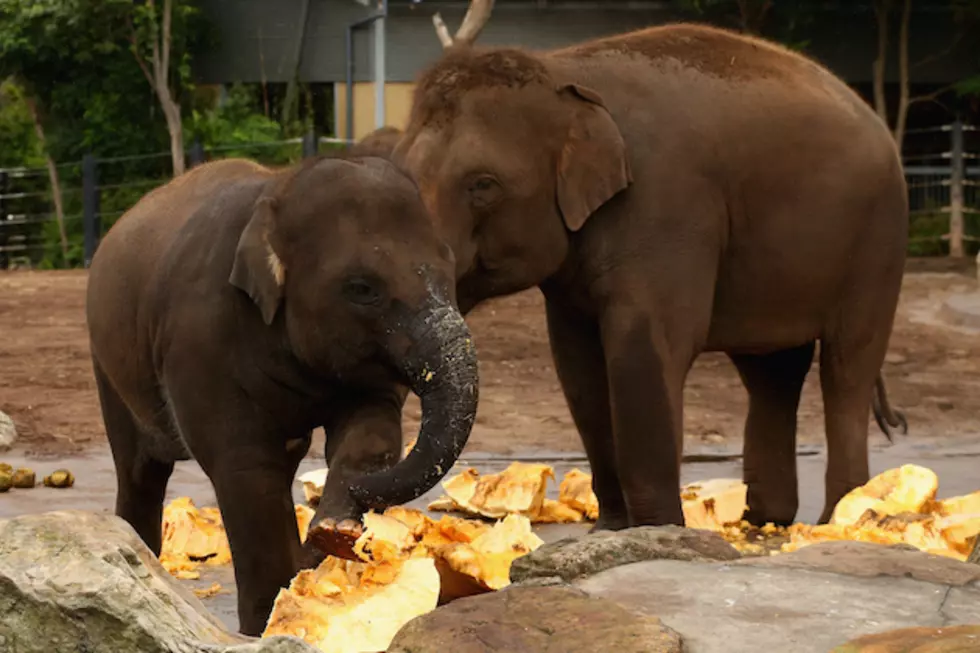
[334,81,415,141]
[195,0,977,87]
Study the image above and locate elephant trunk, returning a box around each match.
[348,298,478,509]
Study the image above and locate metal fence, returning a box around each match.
[2,124,979,269]
[0,133,351,270]
[903,120,979,258]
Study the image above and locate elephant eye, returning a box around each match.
[468,175,502,209]
[342,275,384,307]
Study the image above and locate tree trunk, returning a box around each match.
[892,0,912,153]
[872,0,891,123]
[736,0,773,34]
[25,96,69,265]
[156,82,185,176]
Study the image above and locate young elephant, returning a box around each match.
[86,156,478,635]
[392,24,909,530]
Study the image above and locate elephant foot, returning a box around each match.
[742,508,796,529]
[589,513,630,533]
[304,517,364,563]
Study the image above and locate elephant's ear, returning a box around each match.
[556,83,632,232]
[229,196,285,325]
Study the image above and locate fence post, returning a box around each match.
[82,154,101,269]
[302,129,318,158]
[949,119,965,258]
[0,170,7,270]
[188,140,206,168]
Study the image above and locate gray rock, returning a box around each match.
[0,410,16,451]
[574,555,980,653]
[829,625,980,652]
[510,525,740,584]
[388,585,682,653]
[735,540,980,586]
[0,510,317,653]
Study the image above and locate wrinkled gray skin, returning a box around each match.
[390,24,909,530]
[86,156,478,636]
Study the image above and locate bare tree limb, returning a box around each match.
[872,0,891,123]
[912,30,965,70]
[432,12,454,48]
[161,0,172,88]
[127,17,156,88]
[24,95,68,265]
[893,0,912,151]
[454,0,495,46]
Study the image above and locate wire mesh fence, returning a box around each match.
[1,125,977,270]
[0,134,354,270]
[903,121,979,258]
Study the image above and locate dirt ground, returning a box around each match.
[2,259,979,459]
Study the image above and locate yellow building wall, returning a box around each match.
[334,82,416,142]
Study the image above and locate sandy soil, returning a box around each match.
[1,259,979,459]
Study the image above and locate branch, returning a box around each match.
[893,0,912,148]
[911,30,965,71]
[432,12,454,48]
[127,17,156,88]
[872,0,890,123]
[454,0,495,46]
[161,0,172,86]
[907,82,958,106]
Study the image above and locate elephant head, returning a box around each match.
[392,46,632,312]
[229,156,478,511]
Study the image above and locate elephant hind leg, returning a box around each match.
[95,362,174,555]
[730,342,815,527]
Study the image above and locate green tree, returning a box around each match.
[129,0,204,176]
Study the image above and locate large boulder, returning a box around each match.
[735,540,980,586]
[0,510,317,653]
[0,410,16,451]
[388,585,682,653]
[573,543,980,653]
[830,625,980,652]
[509,525,740,584]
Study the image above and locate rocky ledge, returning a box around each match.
[0,510,316,653]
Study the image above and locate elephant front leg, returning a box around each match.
[306,392,406,549]
[544,296,628,531]
[601,311,689,527]
[208,449,305,636]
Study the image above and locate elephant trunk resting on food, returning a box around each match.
[390,23,909,530]
[85,156,477,635]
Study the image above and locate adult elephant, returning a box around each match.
[348,126,404,159]
[392,23,909,531]
[86,156,477,635]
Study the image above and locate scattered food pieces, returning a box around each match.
[558,468,599,521]
[159,497,232,578]
[296,504,316,543]
[263,556,440,653]
[43,469,74,488]
[430,462,555,520]
[680,478,748,531]
[298,468,329,506]
[782,466,979,561]
[0,471,12,492]
[0,462,11,474]
[830,464,938,525]
[11,467,35,488]
[192,582,223,599]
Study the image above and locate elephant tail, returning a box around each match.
[872,373,908,443]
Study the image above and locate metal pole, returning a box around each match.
[373,0,388,130]
[0,171,7,270]
[949,118,965,258]
[82,154,101,268]
[303,129,318,158]
[345,6,387,144]
[188,140,206,168]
